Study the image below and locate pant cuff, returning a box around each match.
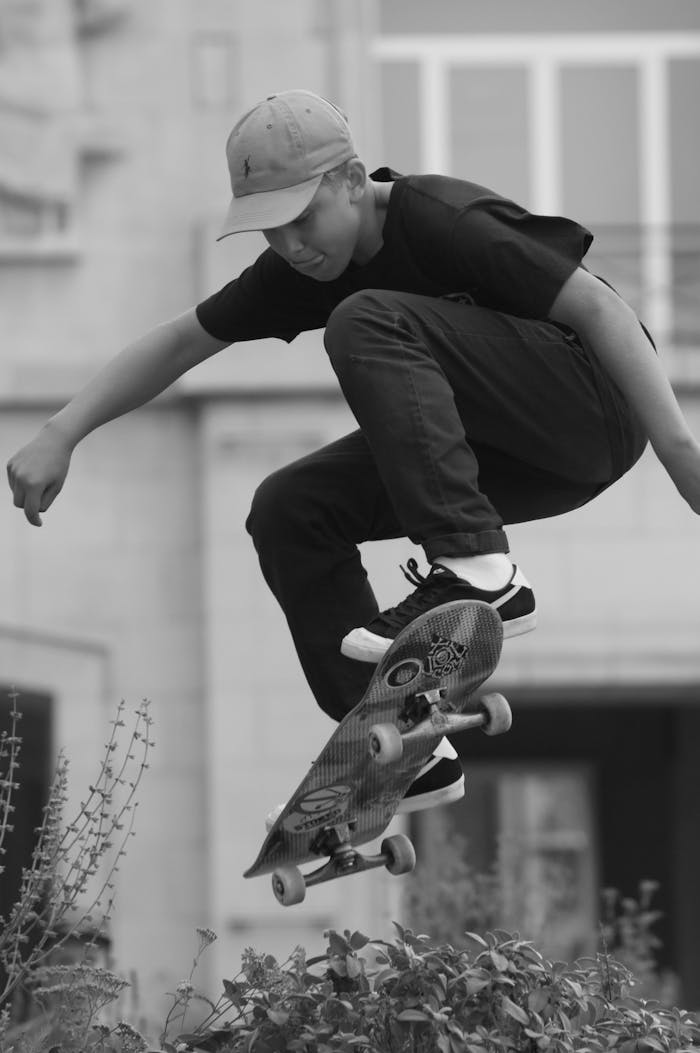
[423,529,510,561]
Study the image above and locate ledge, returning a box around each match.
[0,239,82,263]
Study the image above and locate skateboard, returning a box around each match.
[244,600,511,906]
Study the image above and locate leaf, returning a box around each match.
[557,1009,572,1032]
[502,996,530,1026]
[466,977,491,996]
[350,930,370,950]
[266,1009,290,1027]
[327,930,354,957]
[392,921,406,940]
[396,1009,431,1023]
[489,950,509,972]
[223,979,242,1004]
[465,932,489,948]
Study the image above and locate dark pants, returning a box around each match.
[246,290,647,720]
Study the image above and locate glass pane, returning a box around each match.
[410,762,597,961]
[379,62,422,173]
[560,65,640,225]
[449,66,530,202]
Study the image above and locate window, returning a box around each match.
[0,190,71,242]
[412,762,597,962]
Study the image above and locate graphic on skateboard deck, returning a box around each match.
[245,599,511,906]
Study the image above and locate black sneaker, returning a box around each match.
[264,737,464,829]
[341,558,536,663]
[398,738,465,814]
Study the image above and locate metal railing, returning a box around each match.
[585,224,700,353]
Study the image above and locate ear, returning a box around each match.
[346,158,368,202]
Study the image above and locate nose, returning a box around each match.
[268,223,305,260]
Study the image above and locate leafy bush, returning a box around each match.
[157,926,699,1053]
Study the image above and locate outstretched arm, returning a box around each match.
[7,308,229,525]
[549,267,700,514]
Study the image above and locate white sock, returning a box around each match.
[435,553,513,591]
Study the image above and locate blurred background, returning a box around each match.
[1,0,700,1021]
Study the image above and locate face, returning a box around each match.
[262,176,364,281]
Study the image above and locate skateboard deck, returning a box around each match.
[245,600,510,905]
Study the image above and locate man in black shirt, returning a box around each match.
[8,90,700,814]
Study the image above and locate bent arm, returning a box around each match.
[549,267,700,512]
[48,307,229,446]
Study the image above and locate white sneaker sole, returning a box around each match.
[341,609,537,663]
[340,627,396,663]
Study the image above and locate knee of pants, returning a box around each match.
[323,289,398,374]
[246,465,302,551]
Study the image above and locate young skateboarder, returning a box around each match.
[7,90,700,812]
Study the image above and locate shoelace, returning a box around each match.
[371,558,452,633]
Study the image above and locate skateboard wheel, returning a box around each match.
[368,723,404,765]
[382,834,416,876]
[271,865,306,906]
[479,692,512,736]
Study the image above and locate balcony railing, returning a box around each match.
[585,224,700,372]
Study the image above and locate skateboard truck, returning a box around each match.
[368,690,511,765]
[271,825,416,907]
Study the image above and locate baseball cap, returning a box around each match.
[217,89,356,240]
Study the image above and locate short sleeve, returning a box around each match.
[452,201,593,319]
[195,247,329,344]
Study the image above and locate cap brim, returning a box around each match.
[216,174,323,240]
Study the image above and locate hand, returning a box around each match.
[6,423,73,526]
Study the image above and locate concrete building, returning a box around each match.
[1,0,699,1022]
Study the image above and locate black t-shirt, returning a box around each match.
[195,167,593,344]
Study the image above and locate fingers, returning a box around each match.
[7,469,53,527]
[12,485,44,527]
[24,502,43,528]
[6,449,66,527]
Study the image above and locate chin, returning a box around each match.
[311,260,341,282]
[324,254,355,281]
